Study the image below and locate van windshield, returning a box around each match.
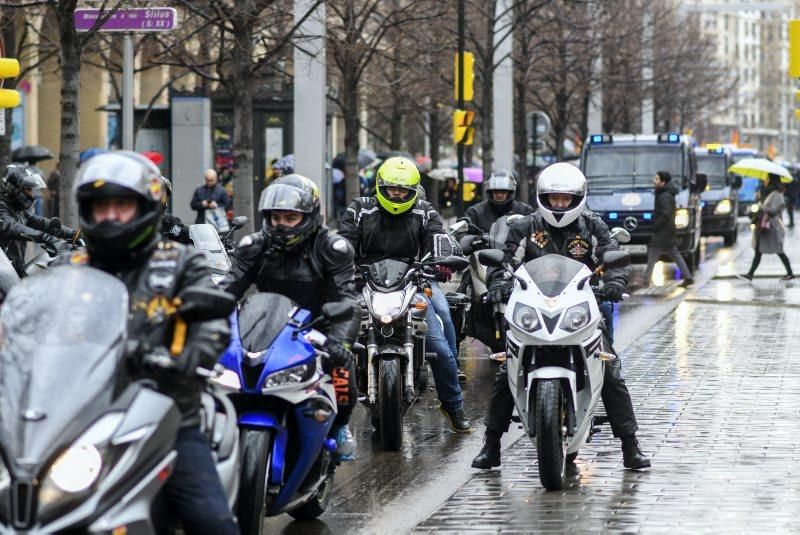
[584,146,683,191]
[696,156,728,188]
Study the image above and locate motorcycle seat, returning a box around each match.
[445,292,469,305]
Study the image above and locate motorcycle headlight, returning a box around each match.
[512,303,540,332]
[47,445,103,493]
[675,208,690,229]
[263,363,312,390]
[714,199,732,215]
[560,302,591,332]
[0,457,9,493]
[371,291,406,321]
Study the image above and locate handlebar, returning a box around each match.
[141,350,223,378]
[590,285,629,302]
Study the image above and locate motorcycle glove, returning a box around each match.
[488,279,512,304]
[603,284,625,303]
[325,339,354,370]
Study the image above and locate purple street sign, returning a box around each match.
[74,7,178,33]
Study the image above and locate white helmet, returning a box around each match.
[536,163,587,228]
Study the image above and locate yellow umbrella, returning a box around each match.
[728,158,793,183]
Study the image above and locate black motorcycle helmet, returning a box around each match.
[74,151,165,266]
[259,174,322,253]
[1,164,46,210]
[485,169,517,208]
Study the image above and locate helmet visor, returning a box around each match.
[538,192,583,212]
[486,176,516,192]
[378,184,416,203]
[259,183,315,213]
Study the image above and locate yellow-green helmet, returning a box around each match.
[375,156,421,215]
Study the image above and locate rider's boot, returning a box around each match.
[439,405,472,433]
[621,434,650,469]
[471,430,502,469]
[333,424,356,462]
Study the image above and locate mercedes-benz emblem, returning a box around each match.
[623,216,638,231]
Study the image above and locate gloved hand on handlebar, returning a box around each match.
[602,283,626,303]
[435,265,453,283]
[488,278,512,304]
[39,236,69,257]
[325,339,354,369]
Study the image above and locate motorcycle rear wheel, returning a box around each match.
[236,428,271,535]
[535,380,568,490]
[378,358,404,451]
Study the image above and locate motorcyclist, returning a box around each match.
[0,164,79,276]
[471,162,650,471]
[220,174,361,461]
[463,169,535,233]
[70,151,238,533]
[338,156,472,432]
[159,176,192,244]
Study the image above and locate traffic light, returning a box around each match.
[453,109,475,145]
[463,182,477,202]
[0,58,20,109]
[790,20,800,78]
[454,52,474,102]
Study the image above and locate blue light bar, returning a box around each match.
[608,212,618,220]
[712,147,724,154]
[657,133,680,144]
[589,134,612,145]
[668,133,679,142]
[643,213,652,220]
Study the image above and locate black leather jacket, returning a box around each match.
[490,210,628,290]
[337,197,454,264]
[78,241,231,427]
[0,198,75,276]
[220,226,360,344]
[464,200,535,233]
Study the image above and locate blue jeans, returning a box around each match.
[162,427,238,535]
[599,301,614,345]
[428,282,459,360]
[421,291,464,412]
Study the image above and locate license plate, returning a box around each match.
[621,244,648,255]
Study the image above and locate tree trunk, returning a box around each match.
[343,76,361,203]
[428,108,441,210]
[513,48,527,202]
[57,3,82,228]
[389,99,402,151]
[479,4,495,179]
[231,4,256,234]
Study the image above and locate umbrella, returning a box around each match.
[11,145,53,164]
[728,158,793,183]
[79,147,106,165]
[332,150,379,171]
[141,150,165,167]
[428,168,458,181]
[274,154,295,173]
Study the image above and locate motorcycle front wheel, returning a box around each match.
[535,379,568,490]
[236,428,272,535]
[378,358,404,451]
[288,466,335,520]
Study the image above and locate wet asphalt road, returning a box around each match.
[264,222,753,534]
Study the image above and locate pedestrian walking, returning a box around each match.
[739,174,794,281]
[784,172,797,228]
[190,168,231,228]
[644,171,694,287]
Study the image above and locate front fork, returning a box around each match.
[365,316,415,405]
[403,319,414,403]
[366,326,378,404]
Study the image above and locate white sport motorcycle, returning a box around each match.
[478,248,631,490]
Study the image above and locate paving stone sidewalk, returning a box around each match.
[415,232,800,533]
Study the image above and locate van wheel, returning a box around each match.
[723,228,737,247]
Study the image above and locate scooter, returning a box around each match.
[478,248,631,491]
[356,254,468,450]
[214,292,353,534]
[0,265,239,532]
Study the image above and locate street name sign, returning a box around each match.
[74,7,178,33]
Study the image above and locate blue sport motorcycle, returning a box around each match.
[213,292,353,534]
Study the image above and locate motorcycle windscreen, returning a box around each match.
[0,249,19,295]
[0,266,128,468]
[190,223,231,274]
[523,255,585,298]
[366,259,411,288]
[488,216,513,249]
[238,292,297,352]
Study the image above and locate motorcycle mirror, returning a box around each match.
[477,249,505,268]
[601,250,631,270]
[506,214,524,224]
[457,216,472,224]
[321,301,355,322]
[610,227,631,244]
[230,216,248,230]
[177,287,236,321]
[438,255,469,271]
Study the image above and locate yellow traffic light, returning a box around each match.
[463,182,477,202]
[0,58,20,109]
[790,20,800,77]
[453,109,475,145]
[795,109,800,121]
[454,52,474,102]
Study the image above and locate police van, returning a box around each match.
[730,147,761,216]
[696,146,741,246]
[580,133,706,271]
